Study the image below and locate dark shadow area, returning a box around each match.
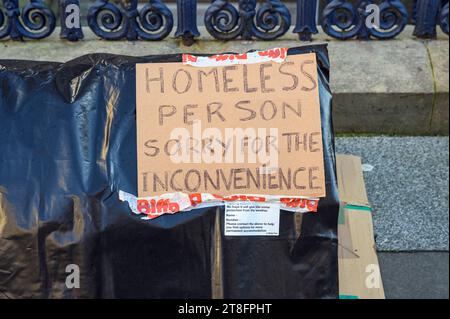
[379,252,449,299]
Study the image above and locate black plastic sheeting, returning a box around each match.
[0,45,339,299]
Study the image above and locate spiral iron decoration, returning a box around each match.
[205,0,247,40]
[204,0,290,40]
[87,0,173,41]
[321,0,408,40]
[440,1,449,35]
[321,0,365,40]
[370,0,408,39]
[0,0,56,40]
[253,0,291,40]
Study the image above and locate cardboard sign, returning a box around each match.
[136,52,325,198]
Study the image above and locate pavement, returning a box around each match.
[336,136,449,251]
[378,252,449,299]
[336,136,449,299]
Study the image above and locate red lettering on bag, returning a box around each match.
[137,199,180,219]
[183,54,197,63]
[189,193,203,206]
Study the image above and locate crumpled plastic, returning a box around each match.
[0,45,339,299]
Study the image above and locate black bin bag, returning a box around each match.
[0,45,339,299]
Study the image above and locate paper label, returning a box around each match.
[224,202,280,236]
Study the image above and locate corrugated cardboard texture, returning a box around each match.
[336,154,385,299]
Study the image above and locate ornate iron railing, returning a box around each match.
[0,0,448,44]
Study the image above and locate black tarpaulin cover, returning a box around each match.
[0,45,339,299]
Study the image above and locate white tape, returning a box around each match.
[119,190,319,220]
[182,48,288,68]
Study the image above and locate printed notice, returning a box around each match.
[225,202,280,236]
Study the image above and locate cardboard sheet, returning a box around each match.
[336,154,385,299]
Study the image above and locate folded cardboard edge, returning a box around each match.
[336,154,370,206]
[336,154,385,299]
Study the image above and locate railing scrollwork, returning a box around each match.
[440,1,449,35]
[204,0,291,40]
[87,0,173,40]
[321,0,408,40]
[0,0,56,40]
[0,0,448,43]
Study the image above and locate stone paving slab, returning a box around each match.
[1,27,447,135]
[426,41,450,135]
[336,136,449,251]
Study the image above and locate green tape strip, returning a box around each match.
[339,204,371,225]
[338,204,346,225]
[345,204,372,212]
[339,295,359,299]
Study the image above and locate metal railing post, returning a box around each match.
[439,1,449,34]
[294,0,319,41]
[413,0,442,38]
[175,0,200,45]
